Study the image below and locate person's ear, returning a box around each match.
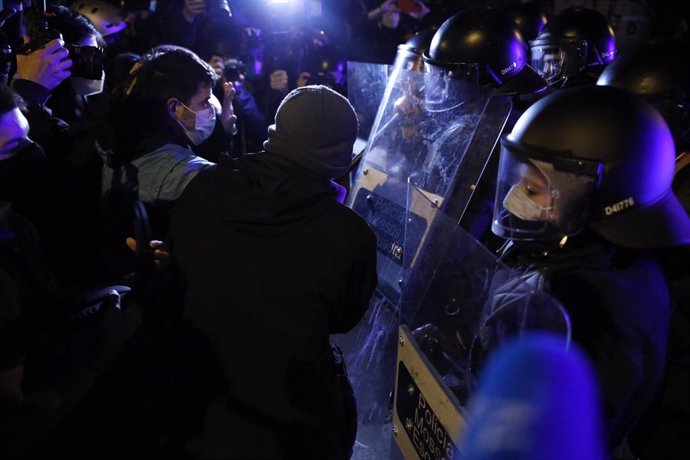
[167,98,180,118]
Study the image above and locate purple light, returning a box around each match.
[254,56,263,76]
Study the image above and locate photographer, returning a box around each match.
[296,42,347,95]
[262,28,347,130]
[10,5,115,287]
[195,15,265,159]
[199,55,265,159]
[358,0,430,63]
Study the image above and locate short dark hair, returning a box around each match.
[27,5,105,47]
[107,46,217,163]
[0,85,25,116]
[130,46,217,106]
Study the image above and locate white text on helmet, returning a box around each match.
[604,197,635,216]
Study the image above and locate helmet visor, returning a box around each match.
[423,61,480,112]
[492,143,601,241]
[530,40,587,85]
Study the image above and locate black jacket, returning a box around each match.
[169,151,377,458]
[505,239,672,455]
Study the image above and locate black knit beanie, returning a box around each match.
[263,85,358,178]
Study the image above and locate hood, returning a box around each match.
[213,152,341,237]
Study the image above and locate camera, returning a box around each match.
[223,58,246,83]
[66,44,105,80]
[19,26,62,55]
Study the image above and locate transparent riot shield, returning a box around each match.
[348,69,512,307]
[347,61,391,142]
[390,185,572,459]
[341,69,511,460]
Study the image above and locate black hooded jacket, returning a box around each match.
[169,151,377,458]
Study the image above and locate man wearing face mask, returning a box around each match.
[101,45,234,239]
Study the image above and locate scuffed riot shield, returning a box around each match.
[348,68,512,306]
[390,186,572,459]
[340,68,511,460]
[347,61,391,142]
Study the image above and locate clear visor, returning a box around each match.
[492,145,600,241]
[423,61,479,112]
[530,41,587,85]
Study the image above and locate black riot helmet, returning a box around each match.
[597,39,690,153]
[492,85,690,248]
[423,5,548,95]
[530,7,616,87]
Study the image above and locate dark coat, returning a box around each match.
[505,239,672,455]
[169,151,377,459]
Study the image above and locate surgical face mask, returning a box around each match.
[503,186,553,222]
[70,71,105,96]
[175,102,217,146]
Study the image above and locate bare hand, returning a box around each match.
[221,81,238,134]
[270,69,289,92]
[15,38,72,91]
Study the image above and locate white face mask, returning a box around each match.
[70,71,105,96]
[175,102,217,145]
[503,186,553,221]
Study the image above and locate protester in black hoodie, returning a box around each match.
[169,85,377,459]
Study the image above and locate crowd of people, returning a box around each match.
[0,0,688,459]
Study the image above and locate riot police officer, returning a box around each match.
[420,5,549,238]
[424,4,548,96]
[490,84,690,455]
[597,38,690,164]
[530,6,617,88]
